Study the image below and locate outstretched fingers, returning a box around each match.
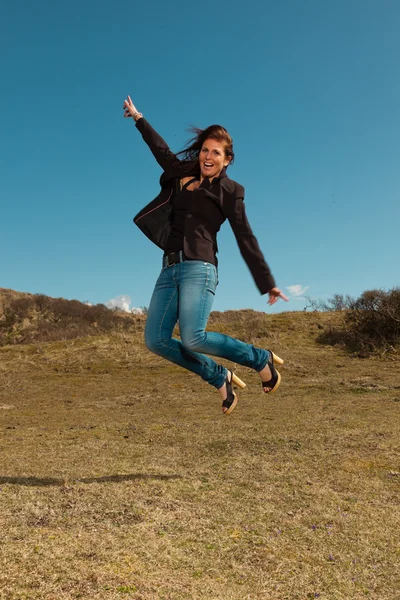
[122,95,139,118]
[267,288,289,305]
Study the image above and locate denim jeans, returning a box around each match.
[145,259,270,389]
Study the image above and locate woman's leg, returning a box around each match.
[144,263,226,388]
[178,261,270,379]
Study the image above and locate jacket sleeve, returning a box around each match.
[135,118,181,173]
[226,187,276,295]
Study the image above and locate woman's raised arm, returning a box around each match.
[123,95,181,173]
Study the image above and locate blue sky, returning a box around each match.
[1,0,399,313]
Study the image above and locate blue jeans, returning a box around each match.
[145,259,269,389]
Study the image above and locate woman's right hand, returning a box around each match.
[267,287,289,306]
[123,95,142,121]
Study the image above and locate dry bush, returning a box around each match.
[305,293,353,312]
[0,294,142,346]
[318,288,400,355]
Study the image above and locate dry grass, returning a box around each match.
[0,310,399,599]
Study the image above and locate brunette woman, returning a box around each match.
[123,95,288,415]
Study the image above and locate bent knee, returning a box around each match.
[145,330,171,355]
[145,337,158,354]
[145,329,160,354]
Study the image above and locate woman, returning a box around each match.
[123,95,288,415]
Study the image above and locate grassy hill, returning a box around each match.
[0,287,142,346]
[0,290,399,599]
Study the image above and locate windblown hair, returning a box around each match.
[177,125,235,165]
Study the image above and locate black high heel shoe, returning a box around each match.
[261,352,284,394]
[221,371,246,415]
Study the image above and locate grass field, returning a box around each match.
[0,310,399,599]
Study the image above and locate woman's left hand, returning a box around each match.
[267,287,289,305]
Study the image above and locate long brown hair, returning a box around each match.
[177,125,235,165]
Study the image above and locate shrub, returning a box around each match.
[0,293,144,346]
[318,288,400,354]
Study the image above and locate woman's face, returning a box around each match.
[199,138,231,180]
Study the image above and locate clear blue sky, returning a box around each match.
[1,0,399,313]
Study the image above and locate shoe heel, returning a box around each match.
[271,352,284,365]
[232,373,246,389]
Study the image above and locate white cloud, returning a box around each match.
[286,285,309,299]
[106,295,144,314]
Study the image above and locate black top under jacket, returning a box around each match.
[133,117,276,295]
[164,185,191,255]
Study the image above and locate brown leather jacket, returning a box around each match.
[133,117,276,294]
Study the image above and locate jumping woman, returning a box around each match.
[123,95,288,415]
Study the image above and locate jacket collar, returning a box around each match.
[212,167,228,182]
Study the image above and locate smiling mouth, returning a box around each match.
[203,163,214,169]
